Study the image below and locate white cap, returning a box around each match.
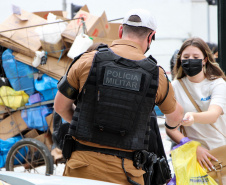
[123,9,157,31]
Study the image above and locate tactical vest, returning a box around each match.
[69,46,159,150]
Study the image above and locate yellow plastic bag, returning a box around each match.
[171,141,217,185]
[0,86,29,110]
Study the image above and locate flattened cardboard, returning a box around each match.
[0,9,46,57]
[45,113,53,134]
[13,51,72,80]
[0,111,28,140]
[35,132,53,151]
[33,11,68,20]
[0,105,8,119]
[24,129,39,138]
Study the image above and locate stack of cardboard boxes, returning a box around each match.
[0,5,121,165]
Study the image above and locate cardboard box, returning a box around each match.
[13,51,72,80]
[45,113,53,134]
[0,113,8,120]
[33,11,68,20]
[100,12,110,36]
[107,22,121,40]
[80,4,89,12]
[92,37,114,46]
[0,105,8,119]
[33,10,69,59]
[63,22,121,47]
[62,6,110,43]
[0,9,46,57]
[40,39,66,58]
[24,129,53,151]
[24,129,39,138]
[90,23,121,46]
[0,110,28,140]
[35,132,53,151]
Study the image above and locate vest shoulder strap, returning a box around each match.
[95,44,120,62]
[97,44,109,52]
[95,44,158,76]
[135,57,158,74]
[148,54,157,64]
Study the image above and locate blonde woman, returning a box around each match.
[166,37,226,184]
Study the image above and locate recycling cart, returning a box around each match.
[0,99,57,175]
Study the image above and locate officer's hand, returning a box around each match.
[196,146,218,172]
[181,112,194,126]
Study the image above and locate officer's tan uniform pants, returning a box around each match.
[63,151,145,185]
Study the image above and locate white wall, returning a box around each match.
[191,0,218,43]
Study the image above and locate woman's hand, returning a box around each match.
[196,146,218,171]
[182,112,194,126]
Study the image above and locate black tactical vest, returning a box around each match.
[69,46,159,150]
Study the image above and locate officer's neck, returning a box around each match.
[121,36,147,54]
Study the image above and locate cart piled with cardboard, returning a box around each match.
[0,5,121,175]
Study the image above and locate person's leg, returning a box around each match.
[63,151,145,185]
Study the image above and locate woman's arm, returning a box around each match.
[182,104,223,126]
[166,127,218,171]
[165,127,184,144]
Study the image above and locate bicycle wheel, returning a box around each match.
[5,138,54,175]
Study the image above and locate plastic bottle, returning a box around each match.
[32,50,45,67]
[67,34,93,59]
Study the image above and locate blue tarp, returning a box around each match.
[21,100,53,132]
[0,135,26,168]
[2,49,38,95]
[34,74,58,101]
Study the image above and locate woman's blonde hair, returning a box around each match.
[174,37,226,81]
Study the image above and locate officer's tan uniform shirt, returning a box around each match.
[64,39,176,185]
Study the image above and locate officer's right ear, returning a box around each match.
[119,25,123,38]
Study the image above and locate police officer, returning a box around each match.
[54,9,183,185]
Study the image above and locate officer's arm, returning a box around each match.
[164,101,184,144]
[54,56,81,123]
[54,72,78,123]
[164,101,184,128]
[54,91,75,123]
[156,68,184,127]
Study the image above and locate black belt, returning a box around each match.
[75,141,134,160]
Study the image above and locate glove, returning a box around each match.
[172,137,191,150]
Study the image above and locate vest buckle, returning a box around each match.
[120,130,126,136]
[99,125,104,131]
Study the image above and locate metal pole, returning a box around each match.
[218,0,226,72]
[0,18,82,34]
[207,4,210,42]
[62,0,67,11]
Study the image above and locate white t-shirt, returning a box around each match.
[172,77,226,150]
